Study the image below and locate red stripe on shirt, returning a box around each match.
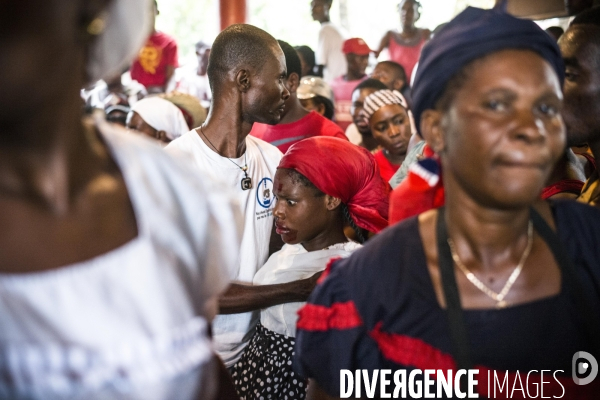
[317,257,342,284]
[369,321,600,398]
[296,301,363,331]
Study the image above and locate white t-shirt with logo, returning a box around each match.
[166,130,283,367]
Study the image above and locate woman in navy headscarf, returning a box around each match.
[294,4,600,399]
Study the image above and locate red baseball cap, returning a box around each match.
[342,38,372,55]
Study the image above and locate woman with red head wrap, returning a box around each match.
[231,136,389,399]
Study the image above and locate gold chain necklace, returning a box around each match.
[447,220,533,309]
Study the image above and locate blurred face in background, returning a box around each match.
[398,0,419,29]
[311,0,330,23]
[372,63,405,91]
[351,88,379,134]
[196,47,211,76]
[346,53,369,78]
[558,26,600,147]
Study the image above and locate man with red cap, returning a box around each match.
[330,38,370,131]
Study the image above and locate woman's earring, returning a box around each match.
[87,16,106,36]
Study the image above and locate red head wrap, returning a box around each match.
[278,137,390,233]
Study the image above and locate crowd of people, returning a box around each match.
[2,0,600,399]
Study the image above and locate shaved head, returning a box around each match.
[208,24,280,98]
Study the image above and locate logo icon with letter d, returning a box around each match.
[572,351,598,385]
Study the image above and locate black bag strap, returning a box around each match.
[436,207,474,372]
[529,207,600,357]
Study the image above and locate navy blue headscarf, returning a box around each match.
[411,4,565,136]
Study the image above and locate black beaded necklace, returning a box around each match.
[199,125,252,190]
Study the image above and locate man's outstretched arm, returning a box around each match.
[218,271,322,314]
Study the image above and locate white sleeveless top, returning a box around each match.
[254,242,361,338]
[0,121,242,399]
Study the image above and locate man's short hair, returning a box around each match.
[571,6,600,27]
[353,78,388,93]
[207,24,278,97]
[376,61,407,85]
[278,40,302,78]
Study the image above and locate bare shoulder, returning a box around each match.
[380,30,395,42]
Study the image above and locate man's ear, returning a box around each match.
[325,195,342,211]
[235,69,251,93]
[420,109,446,154]
[157,130,169,143]
[393,79,405,91]
[287,73,300,94]
[79,0,113,39]
[316,103,326,116]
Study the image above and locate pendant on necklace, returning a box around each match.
[496,300,508,309]
[241,177,252,190]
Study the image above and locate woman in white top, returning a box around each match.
[0,0,240,398]
[230,137,390,399]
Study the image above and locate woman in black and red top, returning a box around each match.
[294,5,600,399]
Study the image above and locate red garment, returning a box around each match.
[279,137,390,233]
[389,155,444,225]
[541,179,584,199]
[373,149,401,182]
[250,111,347,153]
[130,31,178,88]
[388,35,427,81]
[330,75,367,132]
[577,151,597,171]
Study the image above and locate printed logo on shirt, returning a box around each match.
[138,44,162,74]
[256,177,274,209]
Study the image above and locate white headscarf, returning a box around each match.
[131,97,190,140]
[87,0,152,83]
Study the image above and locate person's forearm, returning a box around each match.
[375,31,391,58]
[218,280,313,315]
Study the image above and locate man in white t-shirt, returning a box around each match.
[166,24,323,369]
[311,0,347,83]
